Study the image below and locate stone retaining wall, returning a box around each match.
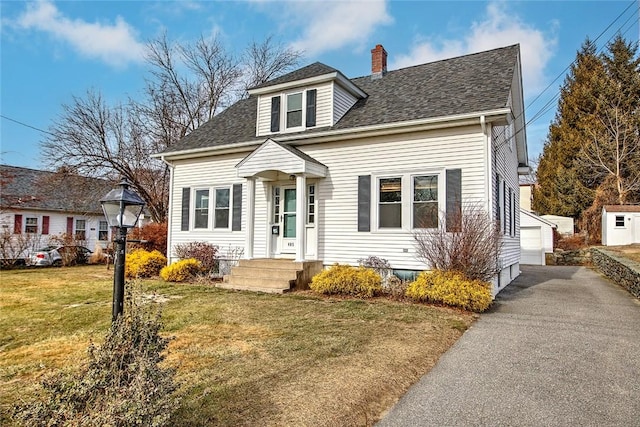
[591,248,640,299]
[546,249,592,266]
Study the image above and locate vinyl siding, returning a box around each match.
[256,83,333,137]
[491,120,521,289]
[333,83,358,125]
[169,154,266,261]
[302,125,487,270]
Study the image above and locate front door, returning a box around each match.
[275,186,297,254]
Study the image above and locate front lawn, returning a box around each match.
[0,265,475,426]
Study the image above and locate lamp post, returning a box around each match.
[100,179,145,322]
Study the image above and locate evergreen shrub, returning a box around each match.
[405,270,492,312]
[310,264,382,298]
[125,249,167,278]
[160,259,202,282]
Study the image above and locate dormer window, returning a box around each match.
[269,89,318,134]
[287,93,303,128]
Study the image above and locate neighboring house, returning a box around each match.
[602,205,640,246]
[520,209,556,265]
[0,165,115,260]
[155,44,529,295]
[540,214,574,236]
[519,176,535,212]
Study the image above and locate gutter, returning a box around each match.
[153,108,512,162]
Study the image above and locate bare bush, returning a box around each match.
[174,242,219,275]
[413,204,502,282]
[13,283,180,426]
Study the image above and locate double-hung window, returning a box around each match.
[25,217,38,234]
[286,92,303,128]
[413,175,438,228]
[270,90,318,134]
[98,220,109,241]
[194,189,210,229]
[75,220,86,240]
[379,177,402,228]
[214,188,230,229]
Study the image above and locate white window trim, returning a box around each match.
[25,217,38,234]
[266,88,318,135]
[371,169,445,233]
[191,186,233,231]
[75,219,87,240]
[98,220,109,241]
[213,187,232,230]
[614,215,626,228]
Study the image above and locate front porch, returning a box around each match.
[219,258,324,294]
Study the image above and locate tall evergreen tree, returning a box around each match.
[534,38,606,217]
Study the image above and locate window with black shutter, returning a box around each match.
[306,89,317,127]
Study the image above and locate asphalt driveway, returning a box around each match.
[377,265,640,427]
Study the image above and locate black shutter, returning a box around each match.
[358,175,371,232]
[232,183,242,231]
[181,188,190,231]
[270,96,280,132]
[446,169,462,232]
[306,89,317,127]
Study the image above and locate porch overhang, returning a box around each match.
[235,138,327,179]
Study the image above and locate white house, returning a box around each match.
[0,165,115,261]
[155,44,529,294]
[520,209,556,265]
[602,205,640,246]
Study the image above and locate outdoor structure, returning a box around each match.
[0,165,116,260]
[541,214,574,236]
[156,44,529,295]
[601,205,640,246]
[520,209,556,265]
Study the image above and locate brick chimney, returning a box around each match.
[371,44,387,79]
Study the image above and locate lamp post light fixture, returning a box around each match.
[100,179,145,322]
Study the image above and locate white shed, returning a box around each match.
[520,209,556,265]
[602,205,640,246]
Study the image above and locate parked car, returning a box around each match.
[29,246,62,267]
[56,245,93,265]
[28,245,93,267]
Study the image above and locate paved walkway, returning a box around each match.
[377,265,640,427]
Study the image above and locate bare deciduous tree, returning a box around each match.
[42,34,303,222]
[413,204,503,282]
[579,90,640,205]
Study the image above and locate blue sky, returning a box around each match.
[1,0,638,170]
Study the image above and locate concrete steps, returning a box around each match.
[221,258,324,294]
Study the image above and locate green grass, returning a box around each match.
[1,265,476,426]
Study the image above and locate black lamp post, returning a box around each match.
[100,179,145,322]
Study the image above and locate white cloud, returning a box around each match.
[13,0,145,67]
[286,0,393,56]
[392,2,556,95]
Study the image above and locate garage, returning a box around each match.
[520,209,556,265]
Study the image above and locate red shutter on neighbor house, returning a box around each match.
[66,217,73,236]
[42,216,50,235]
[14,214,22,234]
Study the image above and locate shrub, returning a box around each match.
[126,249,167,278]
[129,222,169,256]
[413,203,502,282]
[174,242,219,275]
[310,264,382,298]
[405,270,492,312]
[13,283,180,426]
[160,259,202,282]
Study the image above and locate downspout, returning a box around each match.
[159,155,174,263]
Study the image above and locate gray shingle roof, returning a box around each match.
[249,62,340,90]
[161,45,519,155]
[0,165,114,214]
